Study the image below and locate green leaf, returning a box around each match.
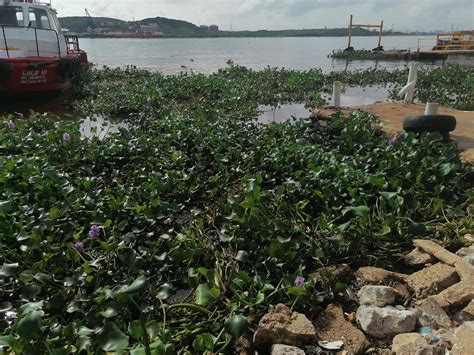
[130,346,147,355]
[118,248,137,266]
[99,305,119,318]
[235,250,249,262]
[49,207,61,219]
[128,320,144,339]
[0,263,18,277]
[96,322,129,352]
[195,284,216,306]
[287,286,306,298]
[18,301,43,315]
[157,283,174,300]
[115,276,148,300]
[16,310,43,339]
[0,335,19,352]
[380,191,398,200]
[342,205,370,217]
[225,314,248,338]
[193,333,215,351]
[0,200,15,214]
[407,223,428,236]
[150,339,174,355]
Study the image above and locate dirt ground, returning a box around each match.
[313,103,474,164]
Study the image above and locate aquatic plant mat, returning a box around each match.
[0,64,473,353]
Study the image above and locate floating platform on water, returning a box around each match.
[329,49,451,61]
[332,29,474,61]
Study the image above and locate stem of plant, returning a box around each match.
[132,299,151,355]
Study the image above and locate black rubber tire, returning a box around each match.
[403,115,457,133]
[0,60,11,82]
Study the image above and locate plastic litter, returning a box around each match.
[318,340,344,350]
[419,326,441,343]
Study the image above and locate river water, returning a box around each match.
[79,35,470,74]
[1,35,471,118]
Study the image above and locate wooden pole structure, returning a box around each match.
[348,14,353,49]
[378,20,384,48]
[347,15,385,50]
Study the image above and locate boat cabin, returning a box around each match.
[0,0,68,58]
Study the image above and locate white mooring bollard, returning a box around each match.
[424,102,439,115]
[398,63,418,103]
[333,81,341,108]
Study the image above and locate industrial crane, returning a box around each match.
[85,9,96,33]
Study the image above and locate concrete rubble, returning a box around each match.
[404,247,436,266]
[315,304,369,354]
[251,239,474,354]
[356,306,417,338]
[271,344,306,355]
[391,333,445,355]
[253,304,316,347]
[357,285,399,307]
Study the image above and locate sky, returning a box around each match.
[54,0,473,32]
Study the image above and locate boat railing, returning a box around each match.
[0,24,61,58]
[420,32,474,52]
[9,0,52,5]
[65,34,80,52]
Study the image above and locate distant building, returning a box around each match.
[209,25,219,33]
[200,25,209,32]
[141,23,159,29]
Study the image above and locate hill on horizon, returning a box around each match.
[59,16,403,38]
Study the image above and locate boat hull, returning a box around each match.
[0,55,84,94]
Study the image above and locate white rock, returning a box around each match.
[462,255,474,266]
[392,333,445,355]
[271,344,305,355]
[357,306,417,338]
[456,245,474,258]
[357,285,398,307]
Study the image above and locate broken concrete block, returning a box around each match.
[452,321,474,355]
[254,304,316,346]
[406,263,459,299]
[356,306,417,339]
[413,239,460,266]
[271,344,305,355]
[356,266,407,285]
[415,298,452,329]
[404,248,435,266]
[358,285,398,307]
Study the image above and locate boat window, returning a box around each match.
[28,8,51,30]
[0,6,24,27]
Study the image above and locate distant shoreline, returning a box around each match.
[77,33,413,39]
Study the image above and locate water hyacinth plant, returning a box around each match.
[0,63,473,353]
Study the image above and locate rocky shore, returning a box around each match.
[243,236,474,354]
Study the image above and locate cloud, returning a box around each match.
[53,0,473,31]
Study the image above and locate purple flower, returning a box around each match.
[74,241,85,252]
[294,276,305,287]
[7,120,15,129]
[63,132,71,141]
[128,141,135,149]
[88,224,101,238]
[388,137,396,146]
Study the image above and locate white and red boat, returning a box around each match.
[0,0,87,93]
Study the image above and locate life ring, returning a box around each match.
[0,60,11,82]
